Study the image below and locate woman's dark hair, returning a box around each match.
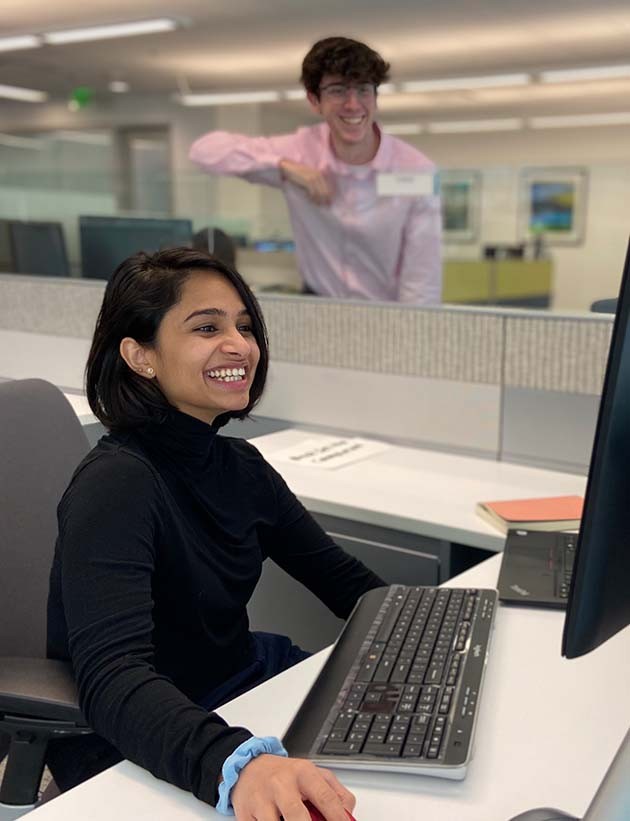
[86,247,269,430]
[301,36,390,97]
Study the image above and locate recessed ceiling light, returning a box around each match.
[382,123,423,135]
[283,89,306,101]
[177,90,281,106]
[108,80,130,93]
[43,18,177,45]
[540,65,630,83]
[51,130,112,145]
[0,133,43,150]
[0,35,41,52]
[529,112,630,128]
[0,84,48,103]
[402,74,530,92]
[428,118,523,133]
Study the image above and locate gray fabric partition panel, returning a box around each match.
[501,387,600,474]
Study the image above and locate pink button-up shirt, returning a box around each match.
[189,123,442,304]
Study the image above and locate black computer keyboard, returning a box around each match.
[283,585,497,778]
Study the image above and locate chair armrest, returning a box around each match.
[0,657,87,725]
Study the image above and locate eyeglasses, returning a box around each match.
[318,82,376,101]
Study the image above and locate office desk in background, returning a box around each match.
[249,429,585,554]
[26,555,630,821]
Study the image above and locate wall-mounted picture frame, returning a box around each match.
[440,170,481,244]
[518,167,588,245]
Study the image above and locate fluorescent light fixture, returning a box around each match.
[283,88,306,101]
[51,130,112,145]
[283,83,395,101]
[540,64,630,83]
[0,35,41,52]
[0,133,43,150]
[530,112,630,128]
[402,73,530,92]
[428,117,523,134]
[382,123,423,135]
[178,90,281,106]
[108,80,130,93]
[43,18,176,45]
[0,83,48,103]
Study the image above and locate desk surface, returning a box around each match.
[250,429,586,552]
[28,554,630,821]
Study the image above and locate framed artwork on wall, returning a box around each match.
[440,170,481,243]
[519,167,588,245]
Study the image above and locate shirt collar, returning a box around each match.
[137,405,220,471]
[322,123,392,175]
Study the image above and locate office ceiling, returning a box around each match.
[2,0,630,120]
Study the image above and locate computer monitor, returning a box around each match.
[79,216,193,280]
[515,241,630,820]
[9,220,70,277]
[562,237,630,659]
[0,220,12,272]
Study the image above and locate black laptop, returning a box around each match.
[496,529,578,608]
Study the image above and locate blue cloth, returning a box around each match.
[216,736,288,815]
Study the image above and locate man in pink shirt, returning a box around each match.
[189,37,442,304]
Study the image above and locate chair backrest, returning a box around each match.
[192,227,236,268]
[0,380,90,657]
[590,298,617,314]
[9,221,71,277]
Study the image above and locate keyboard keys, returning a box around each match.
[315,585,495,767]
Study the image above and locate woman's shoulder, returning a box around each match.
[65,434,162,500]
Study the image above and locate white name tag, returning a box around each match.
[377,172,435,197]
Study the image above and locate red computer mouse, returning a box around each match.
[304,800,357,821]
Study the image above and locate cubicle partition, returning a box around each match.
[0,273,612,474]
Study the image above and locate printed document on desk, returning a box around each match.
[272,434,390,470]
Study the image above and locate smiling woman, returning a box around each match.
[85,247,269,429]
[47,246,384,821]
[119,269,262,424]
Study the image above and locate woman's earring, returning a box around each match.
[146,367,155,377]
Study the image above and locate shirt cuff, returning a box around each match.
[216,736,288,815]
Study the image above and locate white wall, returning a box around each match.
[405,126,630,311]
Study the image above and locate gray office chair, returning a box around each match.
[7,221,71,277]
[590,298,617,314]
[192,226,237,268]
[0,379,92,815]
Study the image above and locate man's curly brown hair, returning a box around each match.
[301,36,390,98]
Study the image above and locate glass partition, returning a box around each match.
[1,126,628,314]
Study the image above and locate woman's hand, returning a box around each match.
[279,160,334,206]
[230,753,355,820]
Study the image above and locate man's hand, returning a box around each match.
[230,754,355,820]
[279,160,334,206]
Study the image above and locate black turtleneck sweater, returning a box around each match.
[47,409,384,806]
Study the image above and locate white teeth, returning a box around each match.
[207,367,247,383]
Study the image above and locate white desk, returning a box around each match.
[250,429,586,552]
[28,555,630,821]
